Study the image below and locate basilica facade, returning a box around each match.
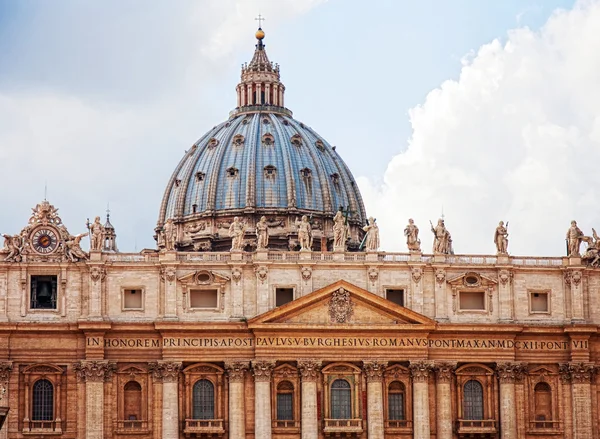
[0,28,599,439]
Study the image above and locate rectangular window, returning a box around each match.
[30,275,57,310]
[530,291,549,313]
[276,393,293,420]
[276,288,294,307]
[189,289,218,309]
[386,289,404,307]
[459,291,485,311]
[388,393,405,420]
[123,289,143,310]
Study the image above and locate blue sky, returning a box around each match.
[4,0,599,255]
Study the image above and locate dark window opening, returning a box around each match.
[388,381,405,420]
[276,381,294,420]
[463,380,484,420]
[32,379,54,421]
[30,275,57,309]
[386,289,404,307]
[276,288,294,307]
[193,379,215,420]
[330,379,351,419]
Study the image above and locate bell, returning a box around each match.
[37,282,51,298]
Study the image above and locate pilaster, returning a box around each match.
[363,361,387,439]
[496,362,525,439]
[253,360,276,439]
[0,362,12,439]
[226,361,249,439]
[298,360,321,439]
[87,265,105,320]
[149,361,182,439]
[409,360,434,439]
[434,362,455,439]
[160,266,178,320]
[559,362,595,439]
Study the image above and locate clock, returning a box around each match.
[31,227,59,254]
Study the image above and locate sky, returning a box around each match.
[1,0,598,256]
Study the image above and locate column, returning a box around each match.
[149,361,182,439]
[560,362,594,439]
[247,84,253,105]
[496,362,524,439]
[253,360,275,439]
[74,361,116,439]
[226,361,249,439]
[257,83,262,104]
[273,84,279,106]
[363,361,387,439]
[298,360,322,439]
[0,362,13,439]
[409,361,433,439]
[265,84,271,104]
[434,362,455,439]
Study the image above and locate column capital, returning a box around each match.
[225,361,250,383]
[0,362,13,382]
[559,362,595,384]
[252,360,276,382]
[409,360,434,383]
[434,362,456,383]
[363,360,387,383]
[73,360,117,382]
[297,359,322,382]
[149,361,182,383]
[496,362,526,384]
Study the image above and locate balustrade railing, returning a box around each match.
[184,419,225,432]
[25,420,62,432]
[115,420,148,431]
[323,418,363,431]
[385,419,412,428]
[272,420,299,428]
[529,420,561,429]
[457,419,497,430]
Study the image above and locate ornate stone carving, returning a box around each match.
[363,360,387,382]
[64,233,89,262]
[160,267,177,283]
[404,218,421,252]
[362,217,380,251]
[409,360,434,383]
[496,362,526,383]
[498,270,511,286]
[297,359,322,382]
[435,269,446,286]
[571,271,582,286]
[225,361,249,383]
[231,267,242,283]
[301,266,312,281]
[434,362,456,383]
[0,362,13,383]
[74,361,117,382]
[328,288,354,323]
[252,360,276,382]
[2,234,24,262]
[89,266,106,282]
[367,267,379,283]
[255,266,268,284]
[559,362,595,384]
[149,361,182,383]
[411,267,423,284]
[494,221,509,254]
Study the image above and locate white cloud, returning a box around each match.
[359,0,600,256]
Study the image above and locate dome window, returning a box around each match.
[315,140,325,152]
[300,168,312,179]
[331,173,340,185]
[283,120,289,126]
[291,134,303,147]
[207,138,219,149]
[263,118,270,124]
[262,133,274,146]
[227,167,239,178]
[264,165,277,179]
[195,172,205,182]
[175,179,182,187]
[232,135,245,147]
[242,118,250,125]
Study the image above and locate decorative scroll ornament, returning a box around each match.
[225,361,249,383]
[73,361,117,382]
[89,266,106,282]
[0,362,13,383]
[571,271,582,286]
[297,359,322,382]
[149,361,182,383]
[301,266,313,281]
[409,360,434,383]
[435,269,446,286]
[367,267,379,283]
[496,362,526,383]
[231,267,243,283]
[160,267,177,283]
[255,266,268,284]
[434,362,456,383]
[498,270,511,286]
[559,362,595,384]
[411,267,423,284]
[363,361,387,382]
[28,200,64,227]
[252,360,276,382]
[328,288,354,323]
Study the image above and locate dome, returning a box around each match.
[156,29,367,252]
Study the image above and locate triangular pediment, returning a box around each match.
[178,270,230,285]
[248,280,436,330]
[447,272,497,288]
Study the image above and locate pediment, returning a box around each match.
[447,272,497,288]
[178,270,230,286]
[248,280,435,329]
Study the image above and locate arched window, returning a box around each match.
[32,379,53,421]
[330,379,351,419]
[534,382,552,424]
[388,381,405,420]
[123,381,142,421]
[193,379,215,420]
[463,380,484,420]
[276,381,294,420]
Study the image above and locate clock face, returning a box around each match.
[31,227,59,254]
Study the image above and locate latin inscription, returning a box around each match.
[87,336,588,351]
